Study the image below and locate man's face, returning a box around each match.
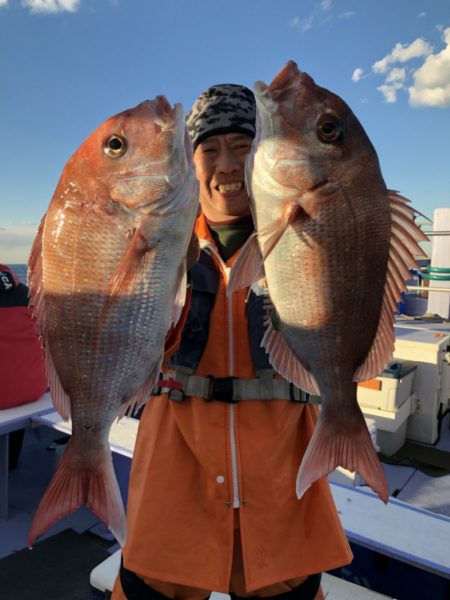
[193,132,253,224]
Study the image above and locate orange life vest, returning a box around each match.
[121,214,352,592]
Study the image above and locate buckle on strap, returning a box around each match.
[206,376,238,403]
[289,382,310,403]
[154,376,186,402]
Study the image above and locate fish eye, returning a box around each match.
[316,114,343,143]
[103,134,128,158]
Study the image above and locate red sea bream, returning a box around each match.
[27,97,198,546]
[230,61,427,503]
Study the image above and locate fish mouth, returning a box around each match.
[149,96,178,130]
[267,60,303,94]
[254,61,313,110]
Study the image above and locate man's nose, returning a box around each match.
[216,147,241,173]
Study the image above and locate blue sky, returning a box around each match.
[1,0,449,262]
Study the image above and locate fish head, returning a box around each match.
[65,96,196,215]
[251,61,383,206]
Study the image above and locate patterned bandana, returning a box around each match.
[186,84,256,150]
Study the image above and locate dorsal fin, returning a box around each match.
[27,215,72,420]
[354,190,427,381]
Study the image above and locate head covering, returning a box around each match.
[0,264,19,293]
[186,83,256,151]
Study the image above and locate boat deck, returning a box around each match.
[0,409,448,599]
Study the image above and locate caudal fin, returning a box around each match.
[28,440,126,548]
[296,413,388,503]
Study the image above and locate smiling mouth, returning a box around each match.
[217,182,244,193]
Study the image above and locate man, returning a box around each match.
[112,84,352,600]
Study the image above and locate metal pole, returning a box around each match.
[406,286,450,293]
[421,231,450,236]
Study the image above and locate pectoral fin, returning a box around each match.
[108,221,157,298]
[228,234,264,293]
[228,204,298,295]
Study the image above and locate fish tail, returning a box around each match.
[27,440,126,548]
[296,411,388,503]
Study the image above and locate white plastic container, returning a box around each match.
[360,395,414,456]
[357,361,417,412]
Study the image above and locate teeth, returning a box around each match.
[218,182,243,193]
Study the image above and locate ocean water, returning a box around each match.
[7,264,27,283]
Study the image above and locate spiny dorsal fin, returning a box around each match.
[354,190,427,381]
[28,215,71,420]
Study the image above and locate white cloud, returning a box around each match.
[372,38,433,74]
[371,29,450,107]
[377,84,400,103]
[386,67,406,83]
[409,27,450,107]
[320,0,332,11]
[376,68,407,103]
[290,0,353,32]
[0,0,8,6]
[417,12,426,18]
[22,0,80,14]
[352,68,363,82]
[290,15,314,32]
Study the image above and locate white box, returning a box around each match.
[357,361,417,412]
[376,420,408,457]
[393,325,450,443]
[361,395,414,456]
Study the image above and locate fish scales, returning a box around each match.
[229,61,427,503]
[27,97,199,546]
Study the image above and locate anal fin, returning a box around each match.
[117,357,162,419]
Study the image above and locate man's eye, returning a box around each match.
[235,143,252,151]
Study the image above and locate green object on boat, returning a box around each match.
[421,266,450,281]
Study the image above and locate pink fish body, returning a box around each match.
[27,97,198,546]
[230,61,427,502]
